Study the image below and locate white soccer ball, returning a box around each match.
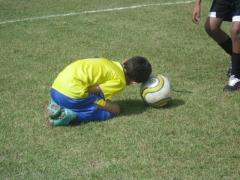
[140,75,172,107]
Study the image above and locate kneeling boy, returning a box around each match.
[46,56,152,126]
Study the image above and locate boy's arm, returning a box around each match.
[88,85,101,94]
[192,0,202,24]
[88,85,105,99]
[89,79,125,101]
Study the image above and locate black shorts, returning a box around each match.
[209,0,240,22]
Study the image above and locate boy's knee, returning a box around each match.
[231,23,240,41]
[204,22,211,33]
[204,18,221,35]
[204,22,218,35]
[103,100,120,116]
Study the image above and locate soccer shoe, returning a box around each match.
[46,108,76,126]
[46,99,61,118]
[223,75,240,92]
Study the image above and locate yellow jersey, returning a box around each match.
[52,57,127,105]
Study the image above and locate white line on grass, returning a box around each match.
[0,1,195,25]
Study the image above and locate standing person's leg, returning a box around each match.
[205,0,233,77]
[206,0,232,53]
[205,17,229,44]
[231,21,240,77]
[223,1,240,91]
[205,17,233,77]
[223,24,240,91]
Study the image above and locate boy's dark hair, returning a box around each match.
[124,56,152,83]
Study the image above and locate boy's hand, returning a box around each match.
[192,3,201,24]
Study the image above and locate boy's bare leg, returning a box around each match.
[223,21,240,91]
[231,22,240,54]
[205,17,228,43]
[97,100,120,116]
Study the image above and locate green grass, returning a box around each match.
[1,0,240,179]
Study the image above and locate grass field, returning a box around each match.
[1,0,240,179]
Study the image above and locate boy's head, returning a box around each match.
[123,56,152,83]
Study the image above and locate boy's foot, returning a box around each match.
[46,108,76,126]
[223,75,240,92]
[46,99,61,118]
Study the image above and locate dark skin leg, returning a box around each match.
[97,100,120,116]
[205,17,229,44]
[231,21,240,54]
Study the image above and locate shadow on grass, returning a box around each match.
[69,99,145,126]
[116,98,185,115]
[69,98,185,126]
[163,98,185,109]
[116,99,146,116]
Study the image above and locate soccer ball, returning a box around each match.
[140,75,172,108]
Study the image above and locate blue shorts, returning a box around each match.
[50,88,115,123]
